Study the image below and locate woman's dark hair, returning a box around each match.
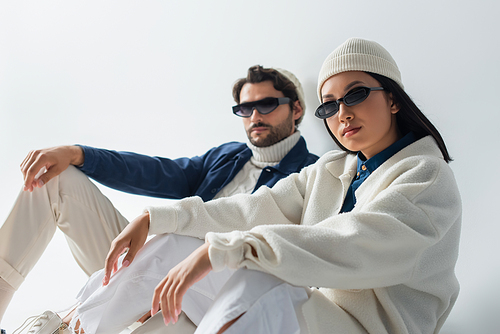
[233,65,303,127]
[323,72,452,163]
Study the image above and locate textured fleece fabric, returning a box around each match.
[146,136,461,334]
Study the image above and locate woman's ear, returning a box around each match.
[388,93,400,114]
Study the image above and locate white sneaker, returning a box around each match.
[13,311,70,334]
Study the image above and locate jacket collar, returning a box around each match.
[271,136,313,174]
[354,135,443,210]
[324,135,442,179]
[230,136,313,174]
[325,151,357,179]
[323,135,443,210]
[368,135,442,177]
[325,151,357,206]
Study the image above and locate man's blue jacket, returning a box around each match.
[78,136,318,202]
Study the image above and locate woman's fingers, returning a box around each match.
[152,242,212,326]
[103,240,126,285]
[102,212,150,286]
[152,276,167,316]
[152,276,171,324]
[164,277,184,324]
[162,280,173,325]
[113,259,118,274]
[120,236,143,268]
[151,271,183,325]
[173,281,187,322]
[167,279,179,323]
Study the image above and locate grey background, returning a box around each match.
[1,1,499,333]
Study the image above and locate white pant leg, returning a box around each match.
[195,269,310,334]
[0,166,129,290]
[130,311,196,334]
[71,234,234,334]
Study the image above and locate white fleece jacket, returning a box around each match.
[147,136,462,334]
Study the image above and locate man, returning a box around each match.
[0,65,318,332]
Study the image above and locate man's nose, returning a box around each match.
[249,107,263,122]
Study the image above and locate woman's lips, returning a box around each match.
[343,127,361,137]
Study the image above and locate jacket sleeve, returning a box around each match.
[147,155,461,290]
[146,167,307,235]
[208,158,461,290]
[77,145,212,199]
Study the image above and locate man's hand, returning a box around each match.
[102,212,150,286]
[20,145,84,192]
[151,242,212,325]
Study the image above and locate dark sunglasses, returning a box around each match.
[315,86,385,119]
[233,97,291,118]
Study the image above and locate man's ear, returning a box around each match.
[292,100,304,121]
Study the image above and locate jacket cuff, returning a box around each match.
[145,206,178,235]
[75,145,94,173]
[206,231,246,272]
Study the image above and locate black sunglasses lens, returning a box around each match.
[237,105,253,117]
[233,98,279,117]
[344,87,369,106]
[232,107,245,117]
[315,101,339,119]
[255,98,278,114]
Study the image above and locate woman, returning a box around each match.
[21,38,461,334]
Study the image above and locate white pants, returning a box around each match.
[0,167,198,333]
[72,234,310,334]
[195,269,310,334]
[0,166,129,290]
[0,166,310,333]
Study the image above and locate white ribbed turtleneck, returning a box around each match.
[213,131,301,199]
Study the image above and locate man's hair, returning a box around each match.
[232,65,304,127]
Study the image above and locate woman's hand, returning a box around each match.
[151,242,212,325]
[102,212,150,286]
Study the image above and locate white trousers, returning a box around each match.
[0,167,199,333]
[0,166,129,291]
[72,234,310,334]
[0,166,310,333]
[195,269,310,334]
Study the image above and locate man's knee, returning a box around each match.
[56,166,103,200]
[58,165,90,186]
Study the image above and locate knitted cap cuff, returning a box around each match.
[274,67,306,114]
[317,38,404,102]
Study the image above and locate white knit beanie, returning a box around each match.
[317,38,403,102]
[274,68,306,114]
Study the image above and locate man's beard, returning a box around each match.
[247,112,294,147]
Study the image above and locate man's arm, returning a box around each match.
[20,142,248,200]
[77,146,209,199]
[19,144,209,198]
[20,145,84,192]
